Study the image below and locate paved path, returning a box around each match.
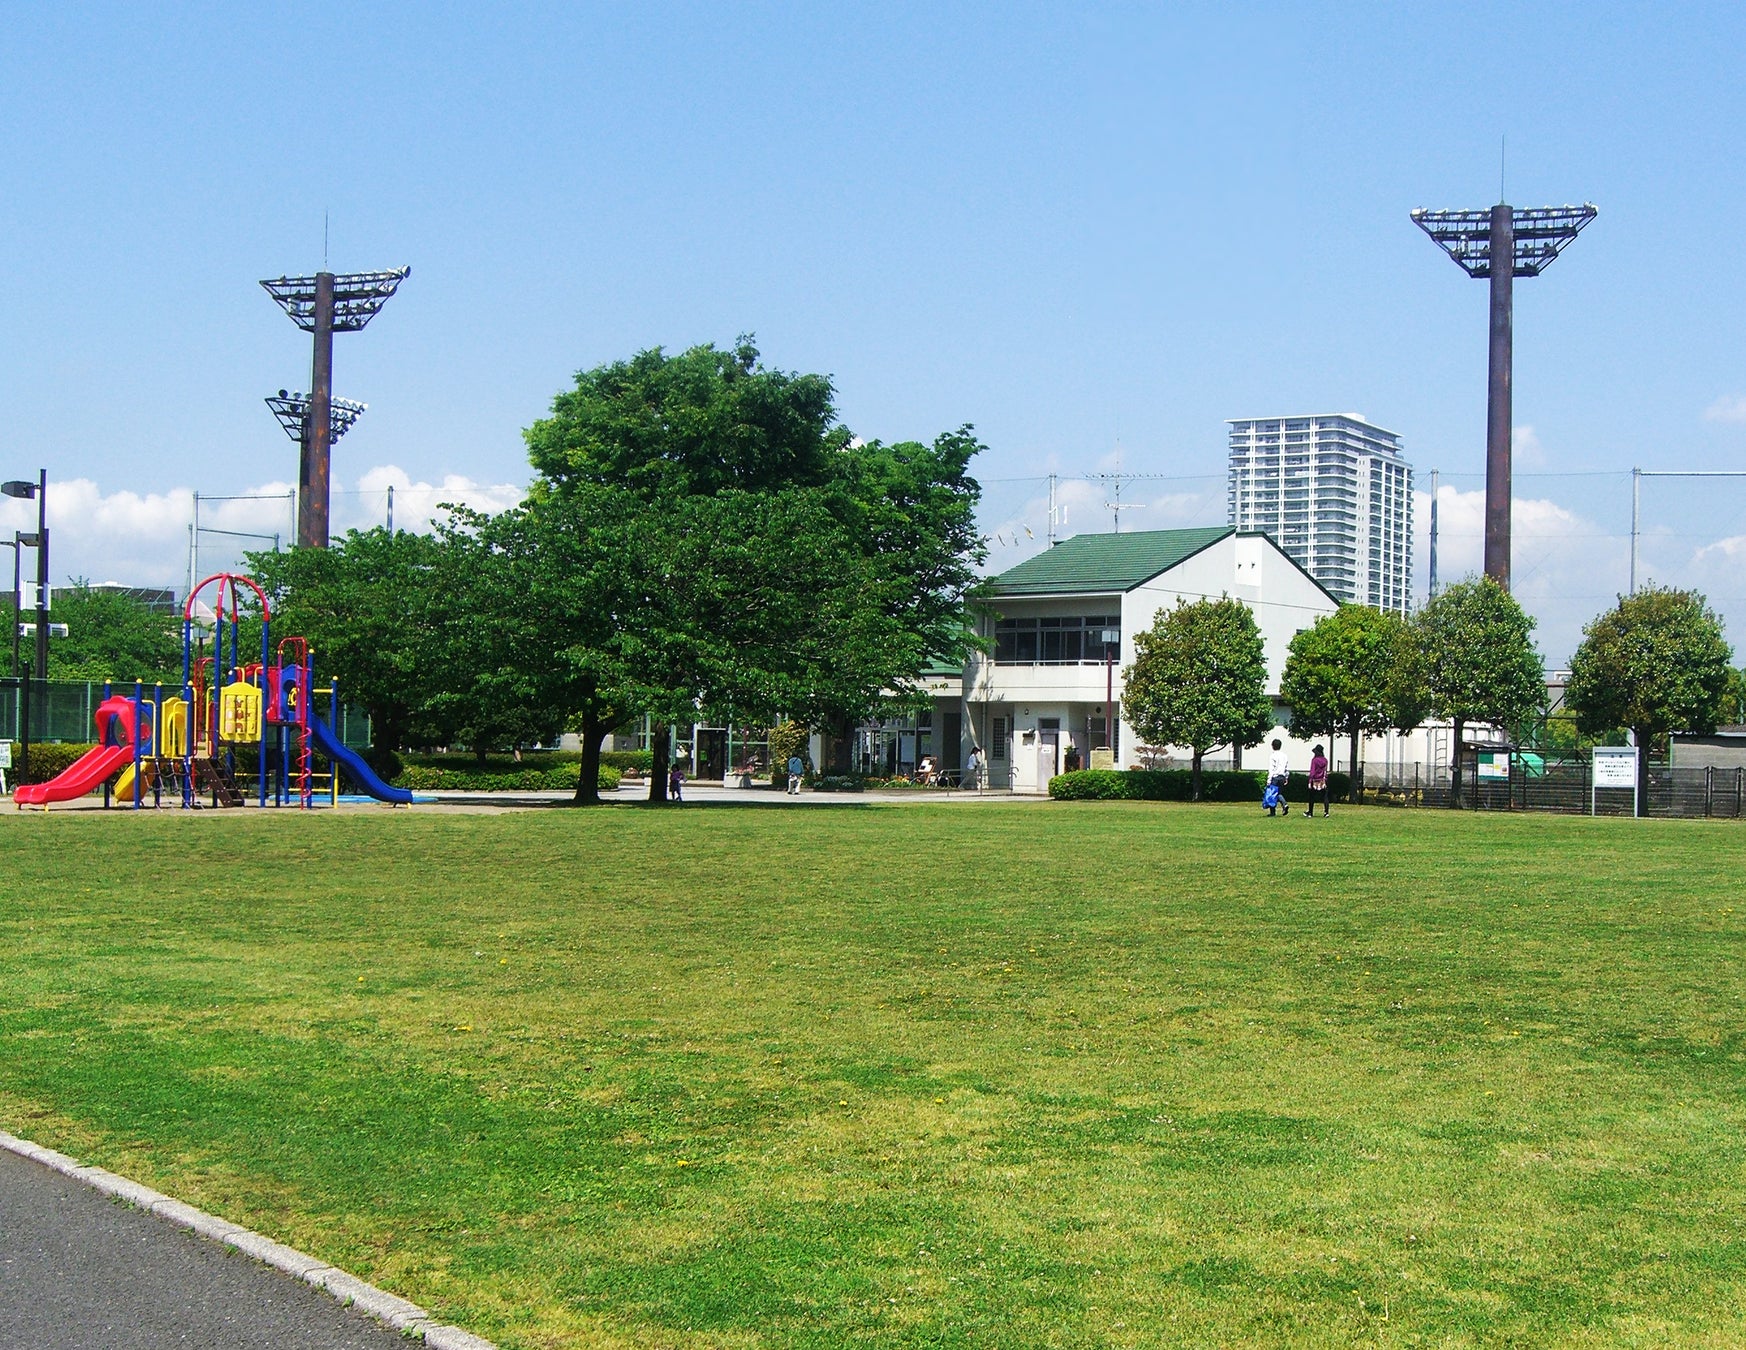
[0,1148,413,1350]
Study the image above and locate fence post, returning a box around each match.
[1706,765,1714,818]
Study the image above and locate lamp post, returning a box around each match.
[1101,627,1121,763]
[2,473,46,782]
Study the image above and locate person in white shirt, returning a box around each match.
[1267,738,1291,817]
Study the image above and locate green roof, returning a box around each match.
[983,527,1236,596]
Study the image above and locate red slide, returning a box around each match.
[14,744,134,805]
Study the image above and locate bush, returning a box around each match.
[17,742,101,785]
[363,745,404,783]
[1048,768,1352,803]
[807,774,866,793]
[394,763,621,793]
[601,750,653,773]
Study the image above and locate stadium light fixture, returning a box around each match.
[1411,202,1595,589]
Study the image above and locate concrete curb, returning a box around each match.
[0,1128,498,1349]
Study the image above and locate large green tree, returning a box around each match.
[1414,577,1544,808]
[1280,605,1422,799]
[249,529,448,764]
[42,583,182,684]
[523,339,984,802]
[1565,585,1734,813]
[1122,595,1273,801]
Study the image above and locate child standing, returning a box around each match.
[668,762,685,803]
[1267,738,1290,817]
[1305,744,1330,817]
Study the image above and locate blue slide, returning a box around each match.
[309,715,415,805]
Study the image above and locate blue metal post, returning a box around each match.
[131,681,143,809]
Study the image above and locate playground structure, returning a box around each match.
[13,572,411,811]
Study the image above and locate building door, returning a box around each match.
[941,711,962,773]
[696,729,726,782]
[1038,718,1060,785]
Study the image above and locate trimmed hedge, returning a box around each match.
[807,775,867,793]
[1048,768,1352,803]
[16,742,102,785]
[394,763,621,793]
[602,750,653,773]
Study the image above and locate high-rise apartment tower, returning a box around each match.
[1227,414,1414,613]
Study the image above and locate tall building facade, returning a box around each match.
[1226,413,1414,613]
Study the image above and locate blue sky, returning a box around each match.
[3,2,1745,662]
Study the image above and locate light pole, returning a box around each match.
[1411,202,1595,589]
[1101,626,1120,763]
[2,473,46,782]
[262,269,408,548]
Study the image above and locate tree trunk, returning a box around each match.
[1634,725,1649,818]
[649,724,670,804]
[474,742,488,767]
[1449,716,1465,809]
[1190,747,1204,802]
[572,706,610,806]
[1346,716,1361,802]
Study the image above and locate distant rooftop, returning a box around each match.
[983,527,1235,596]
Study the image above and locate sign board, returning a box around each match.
[1090,747,1115,771]
[1592,745,1640,817]
[0,741,10,769]
[1476,751,1510,780]
[1593,746,1637,789]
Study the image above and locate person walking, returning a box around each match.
[1267,738,1290,817]
[1305,743,1331,818]
[668,762,685,803]
[966,745,983,790]
[785,753,804,795]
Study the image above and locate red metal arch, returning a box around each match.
[185,571,272,625]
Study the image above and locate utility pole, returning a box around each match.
[1412,201,1595,589]
[1427,468,1439,598]
[262,267,408,547]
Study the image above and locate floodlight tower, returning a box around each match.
[261,267,408,547]
[1411,202,1595,589]
[265,390,368,446]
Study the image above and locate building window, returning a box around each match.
[991,717,1008,761]
[994,616,1120,663]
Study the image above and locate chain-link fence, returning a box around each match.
[1364,755,1746,819]
[0,679,373,749]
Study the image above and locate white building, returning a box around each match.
[964,526,1341,792]
[1227,414,1414,614]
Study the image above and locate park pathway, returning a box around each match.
[0,1146,442,1350]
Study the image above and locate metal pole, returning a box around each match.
[33,470,48,682]
[386,484,394,534]
[1484,205,1514,589]
[9,536,20,679]
[301,272,336,548]
[1629,467,1640,595]
[1105,649,1113,756]
[1427,468,1439,597]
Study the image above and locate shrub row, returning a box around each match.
[601,749,653,772]
[392,763,621,793]
[15,743,101,785]
[1048,768,1352,803]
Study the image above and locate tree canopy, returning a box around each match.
[248,529,449,763]
[41,584,182,684]
[522,339,984,799]
[1566,584,1734,811]
[1414,577,1544,807]
[1280,604,1422,796]
[1121,595,1273,800]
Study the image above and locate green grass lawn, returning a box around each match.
[2,802,1744,1347]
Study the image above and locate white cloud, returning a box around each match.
[1513,423,1547,469]
[1704,395,1746,424]
[1412,483,1624,664]
[0,467,527,595]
